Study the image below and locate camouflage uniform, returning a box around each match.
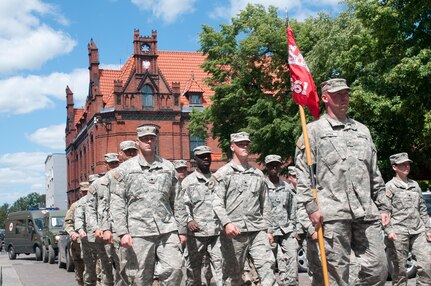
[211,160,277,286]
[110,154,186,286]
[183,169,223,286]
[295,112,390,286]
[385,174,431,285]
[64,201,84,286]
[87,173,115,286]
[75,195,98,286]
[266,177,298,285]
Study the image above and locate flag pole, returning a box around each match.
[299,105,330,286]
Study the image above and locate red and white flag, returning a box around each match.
[287,26,320,119]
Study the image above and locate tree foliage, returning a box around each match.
[0,193,45,228]
[190,1,431,180]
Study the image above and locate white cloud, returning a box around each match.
[131,0,198,23]
[0,68,88,114]
[0,0,76,74]
[27,123,66,150]
[0,152,48,204]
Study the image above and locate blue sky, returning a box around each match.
[0,0,341,205]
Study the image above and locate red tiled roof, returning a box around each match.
[74,109,84,124]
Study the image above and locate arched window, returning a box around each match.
[142,85,154,107]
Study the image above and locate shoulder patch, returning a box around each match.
[112,170,120,181]
[212,173,222,182]
[385,187,393,198]
[88,186,95,194]
[296,137,304,149]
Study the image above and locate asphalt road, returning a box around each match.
[0,249,417,286]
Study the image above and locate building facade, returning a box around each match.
[45,153,68,210]
[65,30,223,204]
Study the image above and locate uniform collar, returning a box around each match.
[229,160,253,173]
[195,170,211,182]
[138,155,162,169]
[323,113,356,130]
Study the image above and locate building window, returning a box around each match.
[189,93,202,105]
[189,136,205,159]
[142,85,154,107]
[116,94,121,105]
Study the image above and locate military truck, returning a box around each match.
[4,210,46,260]
[41,209,66,264]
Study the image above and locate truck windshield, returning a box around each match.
[34,218,44,231]
[51,217,65,228]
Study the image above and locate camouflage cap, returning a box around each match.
[173,160,187,169]
[288,166,296,176]
[321,78,350,94]
[79,181,90,191]
[389,152,413,165]
[88,174,101,183]
[120,140,137,151]
[104,153,119,163]
[193,145,212,156]
[230,131,251,143]
[137,124,158,137]
[264,154,281,165]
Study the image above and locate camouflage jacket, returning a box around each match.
[110,155,187,237]
[64,201,78,236]
[295,114,390,222]
[182,170,221,237]
[385,177,431,234]
[211,161,273,233]
[86,172,111,235]
[74,195,95,241]
[266,178,297,236]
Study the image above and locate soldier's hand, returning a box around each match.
[103,231,113,243]
[95,229,103,239]
[179,234,187,246]
[311,231,318,241]
[224,223,240,238]
[388,233,397,241]
[71,232,79,241]
[426,232,431,242]
[267,233,274,245]
[120,234,133,248]
[187,220,201,232]
[381,212,391,226]
[78,230,87,238]
[309,210,323,227]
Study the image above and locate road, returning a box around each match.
[0,249,417,286]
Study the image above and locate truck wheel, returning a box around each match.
[42,245,48,263]
[48,245,56,264]
[8,246,16,260]
[35,245,42,261]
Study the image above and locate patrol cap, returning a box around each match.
[230,132,251,143]
[79,181,90,191]
[288,166,296,176]
[264,154,282,165]
[88,174,101,183]
[137,124,158,137]
[389,152,413,165]
[321,78,350,94]
[193,145,212,156]
[173,160,187,169]
[104,153,119,163]
[120,140,137,151]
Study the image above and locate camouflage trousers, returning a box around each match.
[307,220,387,286]
[271,232,298,285]
[93,239,115,286]
[127,231,184,286]
[185,235,223,286]
[71,240,85,286]
[81,238,98,286]
[220,230,278,286]
[386,232,431,286]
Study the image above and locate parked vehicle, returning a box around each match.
[41,210,66,264]
[4,210,46,260]
[0,228,5,252]
[57,230,74,272]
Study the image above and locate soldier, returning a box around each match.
[86,153,120,286]
[183,145,223,286]
[264,155,298,286]
[63,182,89,286]
[385,152,431,285]
[286,166,297,191]
[102,141,138,286]
[211,131,278,286]
[110,124,187,286]
[173,159,188,182]
[295,78,391,285]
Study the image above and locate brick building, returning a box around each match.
[65,29,223,204]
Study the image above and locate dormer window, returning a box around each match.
[142,84,154,107]
[189,93,202,105]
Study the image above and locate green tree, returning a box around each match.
[8,192,46,213]
[0,203,9,229]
